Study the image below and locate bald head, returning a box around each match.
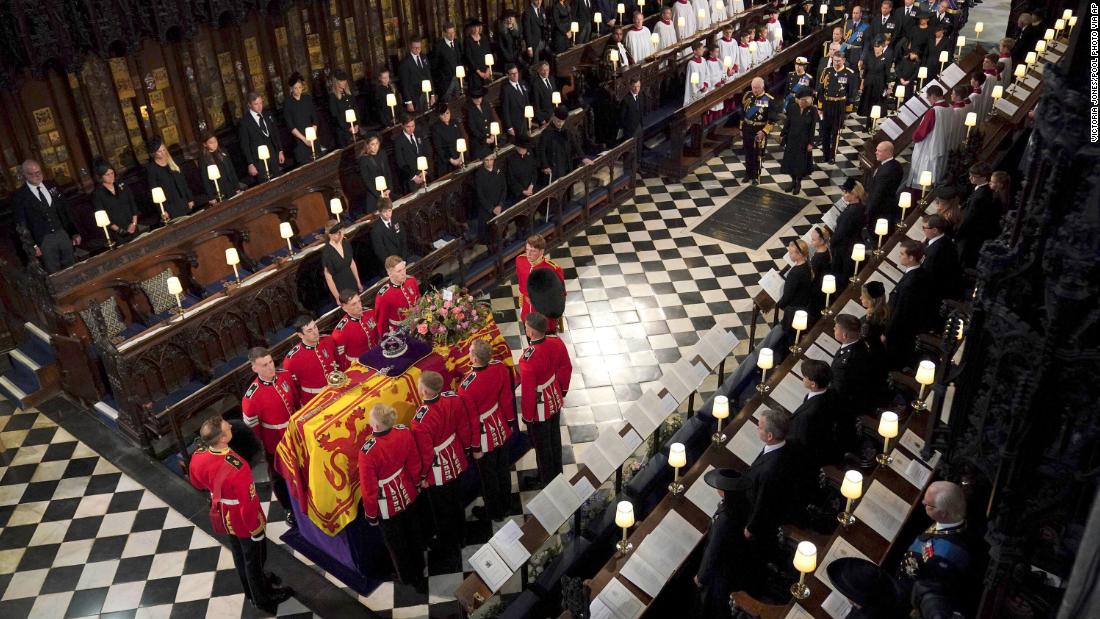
[875,141,895,162]
[751,77,765,95]
[923,481,967,524]
[20,160,44,184]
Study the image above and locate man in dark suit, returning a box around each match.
[430,23,462,99]
[886,240,933,370]
[921,213,962,304]
[867,0,901,55]
[530,61,557,126]
[393,115,428,194]
[831,314,873,420]
[369,200,408,269]
[787,360,841,471]
[473,153,507,241]
[523,0,550,62]
[866,141,905,231]
[955,162,998,267]
[507,137,539,201]
[239,92,284,182]
[740,409,795,591]
[572,0,595,43]
[397,41,434,114]
[11,160,81,273]
[831,177,868,279]
[1012,13,1040,66]
[619,77,644,145]
[500,64,532,139]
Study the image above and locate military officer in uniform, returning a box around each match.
[515,234,565,333]
[817,52,859,163]
[189,416,293,614]
[241,346,299,525]
[359,403,428,591]
[841,5,870,69]
[458,338,517,521]
[331,290,378,366]
[783,57,816,112]
[519,312,572,487]
[898,481,973,617]
[375,256,422,338]
[283,315,346,401]
[740,77,778,186]
[410,371,474,569]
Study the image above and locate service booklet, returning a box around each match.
[815,536,871,591]
[469,544,512,592]
[686,465,722,516]
[853,480,910,541]
[726,419,764,465]
[488,519,530,571]
[759,269,786,303]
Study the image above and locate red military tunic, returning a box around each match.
[332,309,379,365]
[189,446,266,538]
[516,255,565,332]
[242,369,300,455]
[358,425,423,520]
[410,391,473,486]
[458,360,516,453]
[283,336,345,398]
[518,335,572,423]
[375,277,421,338]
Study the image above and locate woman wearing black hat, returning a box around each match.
[430,103,463,178]
[826,557,903,618]
[831,178,868,280]
[328,69,359,148]
[859,38,891,129]
[464,86,497,160]
[780,87,817,196]
[464,20,493,92]
[894,48,922,103]
[322,220,363,305]
[779,239,815,335]
[284,73,319,166]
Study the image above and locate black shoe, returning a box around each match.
[751,178,759,186]
[285,512,297,528]
[471,505,489,521]
[270,586,294,604]
[265,572,283,586]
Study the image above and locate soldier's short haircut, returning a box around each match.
[419,370,444,394]
[525,312,548,334]
[199,415,225,445]
[370,403,397,429]
[835,314,862,338]
[293,314,315,333]
[385,255,405,270]
[471,339,492,365]
[248,347,271,363]
[759,408,791,441]
[339,290,359,305]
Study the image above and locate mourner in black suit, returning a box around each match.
[787,360,841,471]
[549,0,574,53]
[199,134,243,202]
[327,70,359,148]
[371,70,400,127]
[921,213,963,304]
[90,159,144,243]
[430,103,463,178]
[530,62,558,125]
[780,89,817,196]
[357,134,394,213]
[464,87,497,160]
[619,78,644,145]
[867,1,901,53]
[500,65,532,138]
[238,93,284,181]
[572,0,595,43]
[473,153,507,240]
[397,41,434,114]
[430,24,462,98]
[497,11,527,71]
[506,137,539,201]
[284,73,320,163]
[11,160,80,273]
[866,142,904,231]
[393,116,428,194]
[537,107,592,180]
[831,314,873,421]
[886,240,933,370]
[369,200,408,267]
[925,25,954,77]
[145,138,194,219]
[523,0,550,61]
[831,178,868,279]
[463,23,493,92]
[955,163,998,267]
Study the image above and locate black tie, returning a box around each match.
[36,186,48,205]
[416,56,423,69]
[257,113,268,136]
[544,78,551,90]
[409,134,418,153]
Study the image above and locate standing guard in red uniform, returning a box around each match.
[516,234,566,333]
[331,290,378,366]
[358,403,428,591]
[375,256,422,338]
[189,416,293,614]
[410,371,473,569]
[283,314,346,401]
[241,346,299,525]
[518,312,572,487]
[458,339,517,521]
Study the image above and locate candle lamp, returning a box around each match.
[651,32,660,51]
[790,542,816,600]
[551,91,562,106]
[490,121,501,153]
[1054,19,1065,36]
[207,163,223,201]
[609,48,620,72]
[975,22,983,37]
[456,138,467,167]
[1035,40,1046,55]
[873,218,889,257]
[917,66,928,89]
[956,35,966,51]
[724,56,733,71]
[919,170,933,205]
[279,221,294,256]
[849,243,866,284]
[375,176,388,194]
[304,126,317,160]
[257,144,271,180]
[912,359,936,410]
[1062,9,1073,20]
[938,50,948,73]
[897,191,912,229]
[748,41,757,62]
[455,65,465,92]
[166,276,185,316]
[677,16,685,32]
[225,247,242,287]
[876,411,898,464]
[421,79,432,109]
[796,15,804,38]
[690,72,700,87]
[417,156,429,192]
[964,112,977,140]
[755,347,773,394]
[837,470,863,526]
[524,105,535,131]
[668,443,687,494]
[1069,16,1077,38]
[594,12,602,35]
[697,8,706,24]
[819,4,828,20]
[570,21,579,38]
[987,85,1004,121]
[484,53,495,79]
[711,395,729,444]
[615,501,634,555]
[869,105,881,132]
[789,310,809,354]
[821,274,836,316]
[345,109,357,142]
[1025,51,1037,68]
[94,210,113,248]
[894,84,906,111]
[617,3,625,24]
[329,197,343,222]
[1044,28,1054,43]
[151,186,168,221]
[386,93,398,125]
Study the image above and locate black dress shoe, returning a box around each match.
[751,178,759,186]
[270,586,294,603]
[471,505,489,521]
[285,512,297,528]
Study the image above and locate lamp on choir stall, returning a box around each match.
[724,56,733,74]
[974,21,983,37]
[638,0,644,9]
[690,72,700,88]
[987,85,1004,121]
[609,48,620,72]
[484,53,495,79]
[524,105,535,131]
[225,247,242,288]
[755,347,773,394]
[748,41,757,62]
[938,50,948,73]
[956,35,966,52]
[912,359,937,410]
[796,15,804,38]
[1025,51,1037,69]
[1054,19,1065,38]
[456,138,467,168]
[1069,16,1077,38]
[594,12,602,36]
[711,396,729,445]
[789,310,809,354]
[918,171,933,206]
[1013,63,1027,88]
[570,21,579,40]
[897,191,912,229]
[417,156,429,192]
[329,197,343,222]
[304,126,318,161]
[677,16,685,31]
[421,79,432,109]
[455,65,465,92]
[876,411,898,464]
[94,210,113,249]
[1044,28,1054,43]
[837,470,863,526]
[279,221,295,257]
[873,218,889,257]
[964,112,977,140]
[166,275,185,316]
[894,84,906,111]
[651,32,660,52]
[869,105,881,131]
[697,8,706,24]
[849,243,866,284]
[257,144,271,180]
[551,91,562,106]
[490,121,501,154]
[1035,40,1047,55]
[917,66,928,89]
[821,274,837,316]
[668,442,688,493]
[375,176,387,195]
[151,186,168,221]
[1063,9,1073,20]
[345,109,357,142]
[386,93,398,125]
[617,3,625,24]
[790,542,816,600]
[615,501,635,556]
[819,3,828,20]
[206,163,223,201]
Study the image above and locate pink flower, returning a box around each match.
[417,323,429,335]
[444,300,453,309]
[454,312,465,321]
[439,307,449,316]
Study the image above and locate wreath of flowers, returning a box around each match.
[399,285,492,346]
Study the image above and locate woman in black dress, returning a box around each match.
[90,158,144,243]
[894,49,922,103]
[198,133,243,202]
[778,239,814,333]
[328,69,359,148]
[860,281,890,400]
[371,69,399,128]
[464,21,493,92]
[322,221,363,305]
[549,0,573,54]
[830,178,867,281]
[357,134,394,213]
[496,11,526,74]
[145,137,193,221]
[284,72,319,166]
[430,103,463,178]
[858,39,890,129]
[780,89,817,196]
[808,225,832,319]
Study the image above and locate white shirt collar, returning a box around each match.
[805,390,824,400]
[926,234,942,246]
[936,520,965,531]
[762,441,786,455]
[904,264,920,273]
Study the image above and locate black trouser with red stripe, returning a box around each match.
[227,534,276,607]
[379,503,426,586]
[427,480,465,555]
[477,447,513,520]
[527,414,563,485]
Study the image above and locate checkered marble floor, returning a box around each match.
[0,114,888,619]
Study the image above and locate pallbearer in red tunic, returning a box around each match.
[283,314,346,400]
[516,233,565,332]
[189,416,292,614]
[331,290,378,365]
[410,371,473,569]
[458,338,516,521]
[375,255,422,338]
[358,403,427,591]
[241,347,298,523]
[519,312,572,487]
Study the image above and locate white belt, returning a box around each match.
[379,466,405,486]
[377,466,406,520]
[260,422,288,430]
[537,376,556,392]
[434,433,457,453]
[301,386,323,394]
[388,318,402,325]
[219,498,240,505]
[478,403,500,422]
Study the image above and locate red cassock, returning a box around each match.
[283,336,346,398]
[374,277,421,338]
[518,335,572,423]
[457,360,516,453]
[358,425,423,520]
[331,310,379,365]
[242,369,300,455]
[410,391,473,486]
[515,256,565,331]
[188,446,266,538]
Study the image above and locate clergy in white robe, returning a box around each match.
[693,0,712,31]
[654,9,678,51]
[727,0,745,14]
[908,88,953,185]
[673,0,698,38]
[736,32,754,74]
[717,27,741,74]
[711,1,728,24]
[683,45,708,105]
[948,87,972,148]
[765,10,783,49]
[755,30,773,63]
[625,15,655,62]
